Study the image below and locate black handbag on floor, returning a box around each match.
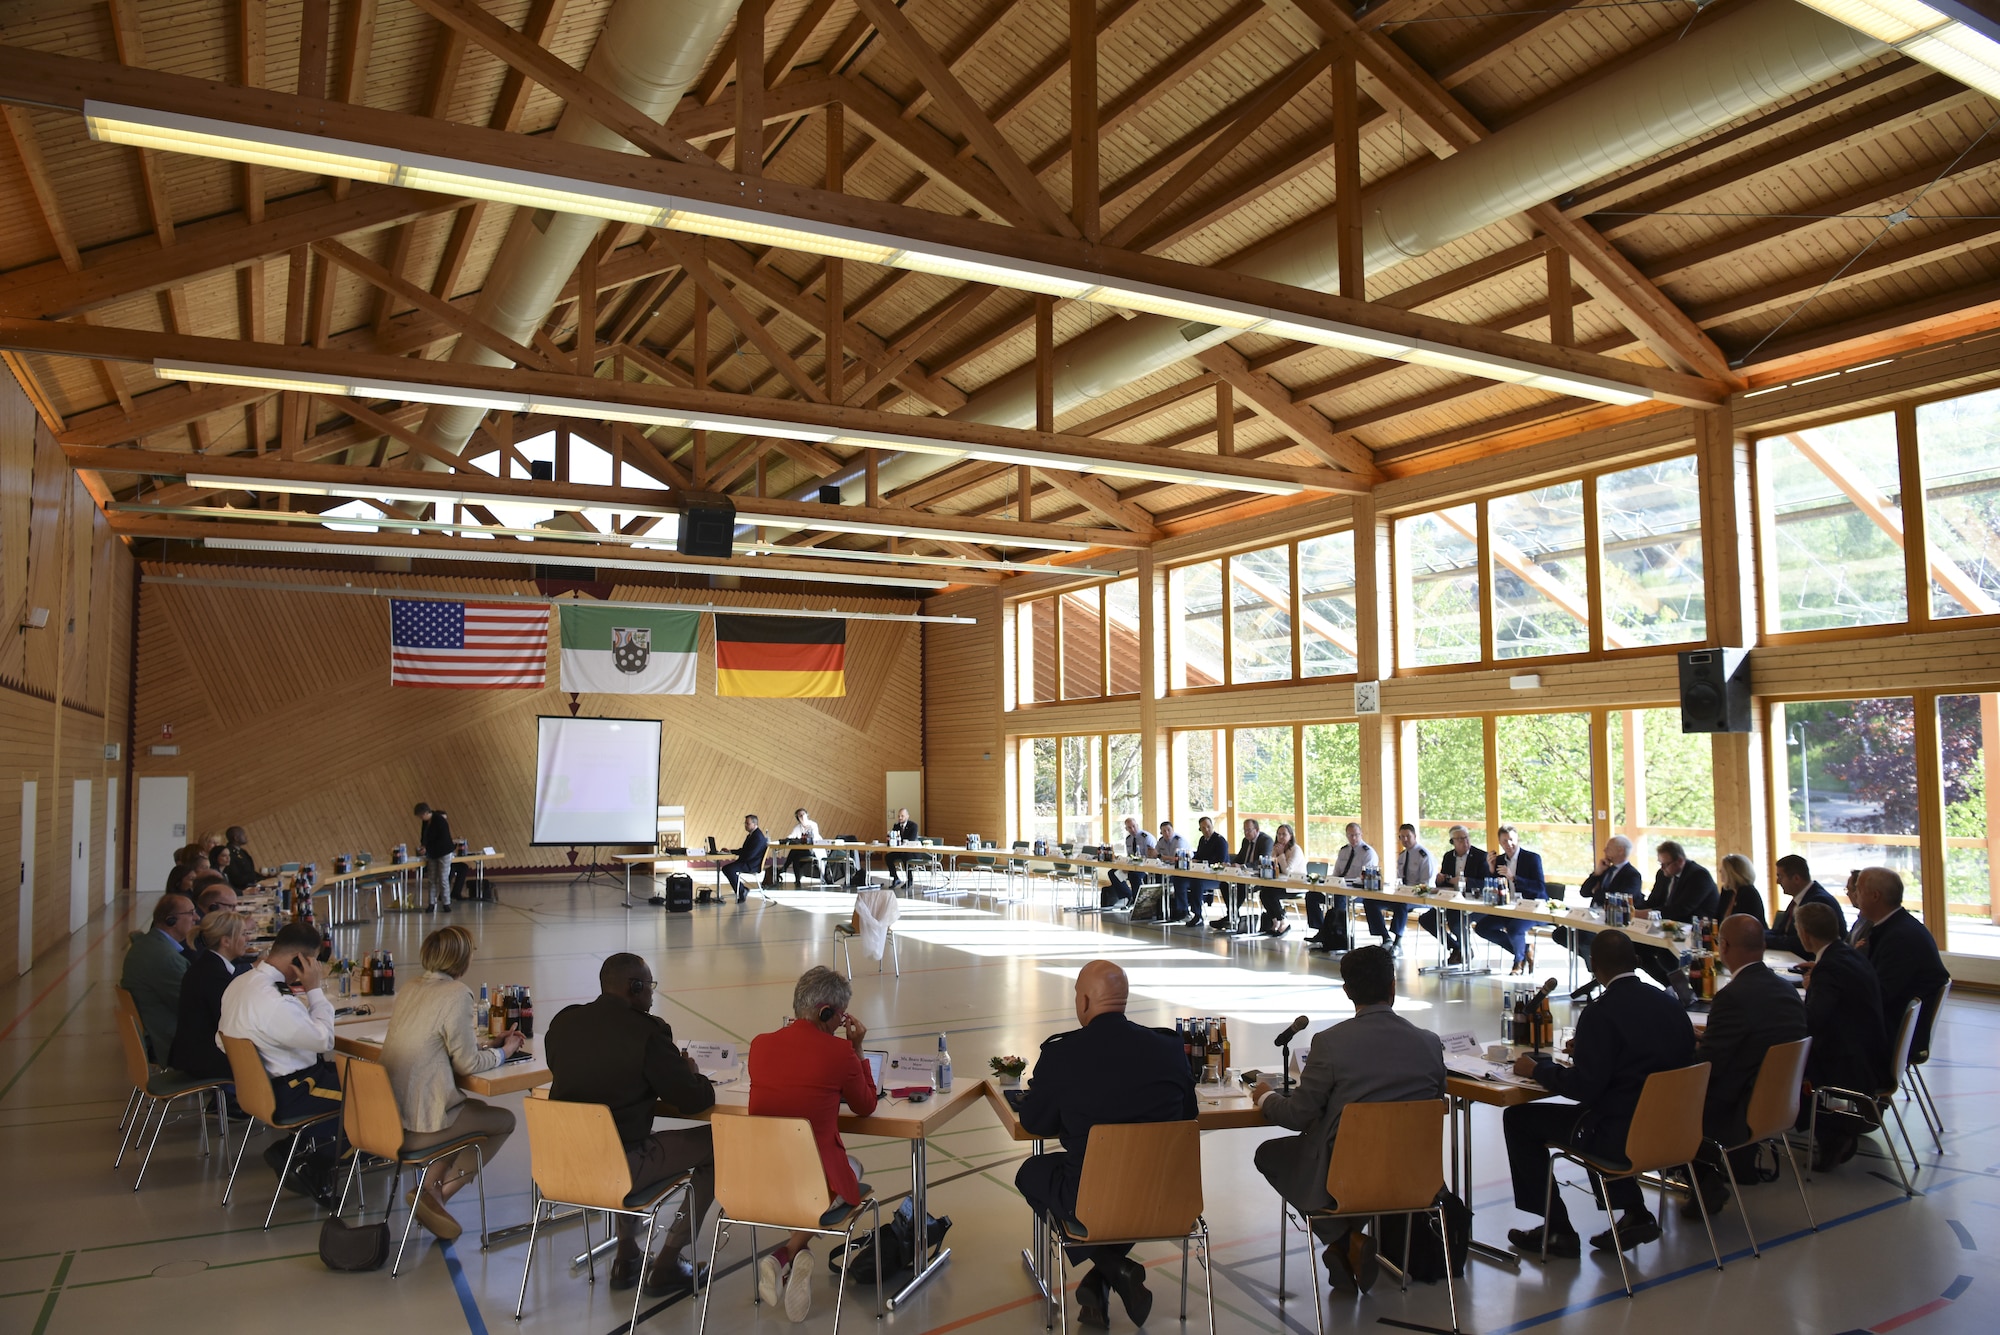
[318,1216,390,1272]
[830,1198,951,1283]
[1372,1189,1470,1281]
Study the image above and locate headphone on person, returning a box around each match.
[818,1004,838,1024]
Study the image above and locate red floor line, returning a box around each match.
[0,903,133,1044]
[1873,1296,1956,1332]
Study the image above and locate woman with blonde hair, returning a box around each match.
[1717,853,1768,927]
[379,924,521,1240]
[169,909,253,1081]
[1258,823,1308,937]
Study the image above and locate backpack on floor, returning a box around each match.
[660,873,695,912]
[1372,1188,1470,1282]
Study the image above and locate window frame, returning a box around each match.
[1011,580,1140,710]
[1163,532,1358,694]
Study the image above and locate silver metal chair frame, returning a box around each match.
[696,1195,884,1335]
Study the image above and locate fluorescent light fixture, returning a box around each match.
[200,537,950,589]
[159,361,1300,496]
[1794,0,2000,100]
[737,512,1096,550]
[85,101,1664,408]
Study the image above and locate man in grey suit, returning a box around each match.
[1249,947,1446,1294]
[120,893,196,1062]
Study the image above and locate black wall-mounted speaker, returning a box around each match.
[818,485,843,505]
[529,459,555,481]
[1678,648,1751,733]
[677,503,737,559]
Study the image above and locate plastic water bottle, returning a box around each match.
[935,1032,953,1091]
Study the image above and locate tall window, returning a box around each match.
[1599,456,1706,646]
[1027,738,1058,844]
[1106,734,1142,831]
[1013,583,1138,706]
[1173,729,1224,834]
[1774,697,1922,919]
[1060,588,1105,700]
[1760,414,1909,632]
[1304,723,1362,861]
[1234,727,1295,838]
[1490,483,1590,660]
[1019,599,1057,703]
[1105,578,1142,694]
[1916,389,2000,619]
[1062,735,1102,847]
[1413,716,1486,849]
[1496,712,1594,881]
[1938,694,2000,959]
[1168,560,1225,688]
[1397,506,1482,667]
[1230,545,1293,683]
[1299,532,1359,677]
[1607,707,1715,868]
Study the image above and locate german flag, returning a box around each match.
[714,615,846,697]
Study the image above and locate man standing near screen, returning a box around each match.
[415,803,454,913]
[715,814,769,905]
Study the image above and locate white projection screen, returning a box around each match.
[532,716,663,846]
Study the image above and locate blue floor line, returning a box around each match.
[439,1240,490,1335]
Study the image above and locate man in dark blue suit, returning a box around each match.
[1795,902,1891,1168]
[1636,841,1722,986]
[1852,868,1950,1057]
[1474,826,1546,972]
[1502,931,1695,1257]
[1767,855,1845,955]
[1419,824,1489,965]
[1016,960,1197,1329]
[715,814,769,904]
[1552,835,1645,967]
[1684,915,1807,1214]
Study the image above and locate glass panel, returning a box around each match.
[1916,388,2000,619]
[1397,505,1482,667]
[1938,694,1998,957]
[1019,597,1057,704]
[1299,532,1359,677]
[1490,481,1590,659]
[1607,707,1716,869]
[1169,560,1225,688]
[1028,737,1058,845]
[1060,588,1104,699]
[1495,712,1594,883]
[1174,729,1225,834]
[1303,723,1362,861]
[1061,735,1102,847]
[1761,414,1909,631]
[1230,546,1293,682]
[1233,726,1296,840]
[1105,578,1142,694]
[1107,733,1142,832]
[1598,456,1706,647]
[1774,698,1922,921]
[1414,716,1487,851]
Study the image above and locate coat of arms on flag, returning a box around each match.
[558,605,697,694]
[611,626,652,675]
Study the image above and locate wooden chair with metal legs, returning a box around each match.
[334,1056,491,1276]
[1705,1036,1815,1257]
[111,987,231,1190]
[1289,1099,1456,1335]
[1811,997,1924,1197]
[834,923,901,977]
[697,1114,883,1335]
[1906,980,1950,1151]
[219,1035,342,1229]
[1542,1062,1721,1298]
[1041,1121,1211,1335]
[514,1097,693,1335]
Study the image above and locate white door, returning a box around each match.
[17,781,36,976]
[136,776,189,900]
[886,770,923,833]
[69,779,90,933]
[103,777,118,907]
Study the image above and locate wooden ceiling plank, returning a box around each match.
[311,237,561,371]
[1037,470,1162,537]
[663,236,830,402]
[842,283,993,407]
[1195,344,1379,478]
[2,107,81,271]
[1691,220,2000,330]
[1064,372,1220,437]
[1431,0,1587,90]
[833,76,1040,228]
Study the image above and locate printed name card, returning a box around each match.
[1439,1031,1482,1056]
[684,1040,737,1070]
[885,1052,941,1083]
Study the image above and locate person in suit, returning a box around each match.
[222,826,260,891]
[1151,821,1190,922]
[1105,817,1156,908]
[1177,816,1230,926]
[714,813,770,904]
[1210,819,1273,932]
[1419,825,1488,966]
[168,909,255,1081]
[1474,825,1547,973]
[1794,902,1891,1168]
[121,893,196,1062]
[1851,867,1950,1056]
[1016,960,1197,1329]
[1502,930,1696,1257]
[1553,835,1645,967]
[1367,824,1431,951]
[781,808,825,889]
[1305,823,1376,953]
[547,953,716,1294]
[1683,914,1807,1215]
[1632,841,1722,985]
[1249,947,1446,1294]
[885,807,921,887]
[1766,855,1845,955]
[1715,854,1768,928]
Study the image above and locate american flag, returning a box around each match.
[390,599,549,688]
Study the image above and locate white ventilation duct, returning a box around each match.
[789,0,1886,514]
[413,0,744,468]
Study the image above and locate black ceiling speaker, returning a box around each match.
[1678,648,1751,733]
[818,485,843,505]
[677,502,737,559]
[529,459,555,481]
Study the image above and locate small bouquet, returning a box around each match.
[989,1055,1028,1084]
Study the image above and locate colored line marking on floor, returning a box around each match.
[0,903,132,1043]
[1947,1217,1976,1249]
[0,985,96,1106]
[27,1251,74,1335]
[1865,1273,1972,1332]
[438,1240,490,1335]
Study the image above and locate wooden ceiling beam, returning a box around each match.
[1430,0,1587,91]
[1194,344,1379,478]
[841,282,993,407]
[1690,220,2000,332]
[107,0,175,246]
[661,236,828,402]
[1729,274,2000,368]
[311,238,561,372]
[2,107,80,271]
[833,77,1038,228]
[1064,372,1221,437]
[1036,470,1163,538]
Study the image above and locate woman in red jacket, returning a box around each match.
[748,967,878,1323]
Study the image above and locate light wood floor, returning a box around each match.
[2,876,1994,1334]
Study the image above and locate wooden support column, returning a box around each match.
[735,0,767,175]
[865,450,880,506]
[1070,0,1099,240]
[691,285,709,486]
[1028,293,1055,522]
[824,103,844,402]
[1698,404,1768,877]
[1216,381,1234,456]
[1140,547,1166,829]
[1547,247,1574,347]
[237,0,266,222]
[1332,42,1364,302]
[1353,494,1397,842]
[576,232,598,372]
[1914,690,1949,937]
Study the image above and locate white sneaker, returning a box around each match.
[784,1246,815,1322]
[757,1252,784,1308]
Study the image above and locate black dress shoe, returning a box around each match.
[608,1254,642,1291]
[1679,1177,1729,1220]
[1108,1257,1154,1325]
[1075,1269,1111,1328]
[1591,1212,1661,1252]
[1506,1224,1580,1258]
[642,1252,707,1296]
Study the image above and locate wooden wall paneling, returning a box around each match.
[0,371,30,687]
[921,584,1001,843]
[1138,548,1165,829]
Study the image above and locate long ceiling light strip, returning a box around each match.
[87,103,1648,408]
[199,537,950,589]
[159,361,1301,497]
[1797,0,2000,99]
[178,470,1098,551]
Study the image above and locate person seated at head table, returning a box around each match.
[1767,854,1845,956]
[1473,825,1548,974]
[1635,841,1723,987]
[195,881,240,918]
[1418,825,1489,966]
[1103,816,1157,909]
[746,967,880,1323]
[1793,901,1892,1170]
[1250,946,1446,1295]
[1014,960,1196,1329]
[1683,914,1807,1217]
[1715,854,1767,928]
[885,807,922,887]
[710,814,769,905]
[168,909,253,1082]
[379,925,522,1242]
[1850,867,1950,1059]
[222,825,261,890]
[546,952,715,1296]
[782,807,825,889]
[1551,835,1645,968]
[1175,816,1229,927]
[1305,822,1376,953]
[1366,824,1432,952]
[218,922,343,1203]
[1150,820,1190,922]
[1210,819,1273,932]
[164,843,207,895]
[122,893,197,1062]
[1502,930,1696,1259]
[1256,823,1307,937]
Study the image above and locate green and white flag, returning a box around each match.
[558,605,699,694]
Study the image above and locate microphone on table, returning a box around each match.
[1568,978,1601,1004]
[1529,977,1560,1005]
[1274,1015,1311,1048]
